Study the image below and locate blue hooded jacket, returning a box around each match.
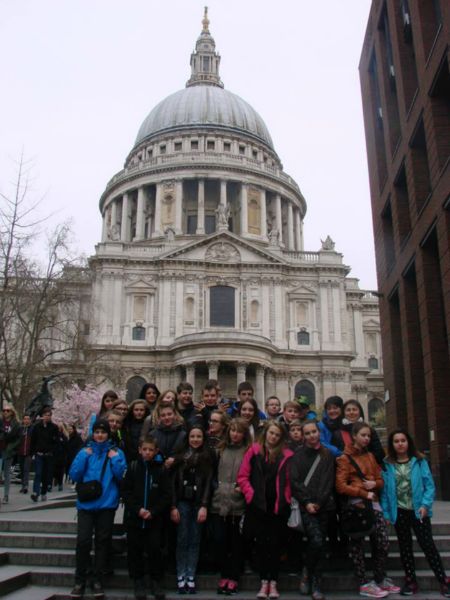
[380,456,435,523]
[69,439,127,511]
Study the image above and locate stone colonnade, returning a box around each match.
[102,178,303,250]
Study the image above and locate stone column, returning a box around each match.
[287,201,294,249]
[207,361,219,381]
[255,365,265,410]
[294,208,302,250]
[110,200,117,232]
[300,218,304,251]
[275,194,283,244]
[260,189,267,239]
[196,179,205,234]
[101,214,107,242]
[265,369,276,398]
[220,180,227,207]
[175,179,183,234]
[121,192,130,242]
[153,183,162,237]
[236,362,247,387]
[185,363,196,396]
[240,184,248,235]
[135,187,145,240]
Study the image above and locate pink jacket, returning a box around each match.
[237,443,293,515]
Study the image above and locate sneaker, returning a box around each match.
[226,581,238,596]
[91,581,104,598]
[70,583,85,598]
[257,580,269,599]
[31,493,39,502]
[440,581,450,598]
[41,494,47,501]
[217,579,229,594]
[379,577,401,594]
[186,577,196,594]
[177,577,187,595]
[268,580,279,599]
[400,581,418,596]
[359,582,389,598]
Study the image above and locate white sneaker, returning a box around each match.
[379,577,401,594]
[359,581,389,598]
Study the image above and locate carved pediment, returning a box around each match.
[124,278,156,293]
[287,284,317,298]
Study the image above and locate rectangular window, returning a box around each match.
[210,286,235,327]
[239,145,246,155]
[205,215,216,234]
[381,200,396,275]
[379,7,401,154]
[409,118,431,213]
[393,163,411,245]
[174,142,182,151]
[429,56,450,171]
[203,56,210,72]
[187,215,197,234]
[224,142,231,152]
[395,0,419,112]
[252,149,258,159]
[159,144,166,154]
[368,53,388,189]
[207,140,215,150]
[191,140,199,150]
[418,0,442,59]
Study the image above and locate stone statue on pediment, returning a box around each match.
[320,235,335,251]
[216,203,230,229]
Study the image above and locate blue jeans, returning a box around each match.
[33,453,53,495]
[176,501,203,579]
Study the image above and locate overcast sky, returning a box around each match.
[0,0,377,289]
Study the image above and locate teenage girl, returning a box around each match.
[336,422,399,599]
[238,420,293,600]
[290,420,335,600]
[122,399,149,462]
[211,418,251,595]
[88,390,118,435]
[170,425,214,594]
[381,429,450,597]
[206,409,229,451]
[139,382,160,414]
[237,398,262,441]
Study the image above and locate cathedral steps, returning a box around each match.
[0,516,449,598]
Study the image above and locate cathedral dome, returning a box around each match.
[134,85,274,150]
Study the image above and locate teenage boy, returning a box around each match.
[287,419,303,453]
[30,407,59,502]
[106,410,125,451]
[122,434,171,600]
[228,382,266,419]
[265,396,282,419]
[177,382,201,428]
[197,382,219,428]
[279,400,301,427]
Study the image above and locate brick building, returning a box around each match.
[359,1,449,497]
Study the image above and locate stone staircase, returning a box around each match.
[0,514,449,599]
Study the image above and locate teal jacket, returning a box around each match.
[380,456,435,523]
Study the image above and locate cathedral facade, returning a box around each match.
[84,12,383,416]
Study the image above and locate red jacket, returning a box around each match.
[237,443,293,515]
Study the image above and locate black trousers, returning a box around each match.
[127,519,164,581]
[252,509,285,581]
[75,509,115,585]
[395,508,447,584]
[210,513,243,581]
[302,509,333,579]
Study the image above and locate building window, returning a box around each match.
[191,140,199,150]
[410,118,431,213]
[132,326,146,341]
[224,142,231,152]
[126,376,146,404]
[159,144,166,154]
[368,356,379,370]
[187,215,197,234]
[205,215,216,234]
[83,322,90,336]
[297,330,310,345]
[147,148,153,158]
[174,142,182,151]
[381,200,396,275]
[394,163,412,245]
[210,286,235,327]
[294,379,315,407]
[239,145,246,155]
[207,140,215,150]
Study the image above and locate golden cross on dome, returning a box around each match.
[202,6,210,32]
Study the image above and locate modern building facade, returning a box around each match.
[359,1,449,497]
[70,11,384,418]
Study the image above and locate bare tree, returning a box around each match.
[0,155,89,413]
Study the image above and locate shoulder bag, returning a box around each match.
[340,454,376,539]
[76,453,109,502]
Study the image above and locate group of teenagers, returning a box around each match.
[65,381,449,600]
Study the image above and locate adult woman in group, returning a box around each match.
[291,420,335,600]
[238,420,293,599]
[336,422,399,599]
[381,429,450,597]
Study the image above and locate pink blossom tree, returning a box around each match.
[52,383,102,438]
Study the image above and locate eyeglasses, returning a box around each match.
[209,419,221,424]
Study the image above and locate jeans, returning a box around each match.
[33,453,53,496]
[75,509,115,585]
[176,500,203,579]
[19,455,32,490]
[2,457,13,498]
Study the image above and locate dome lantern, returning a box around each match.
[186,7,224,89]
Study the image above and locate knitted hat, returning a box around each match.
[92,418,111,436]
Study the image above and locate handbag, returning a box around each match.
[340,454,376,539]
[76,453,109,502]
[288,453,321,532]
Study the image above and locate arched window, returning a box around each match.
[294,379,315,406]
[132,326,146,341]
[210,286,235,327]
[368,397,384,424]
[368,356,379,370]
[126,376,147,403]
[297,330,310,345]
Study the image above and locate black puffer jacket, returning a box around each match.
[290,445,335,511]
[149,423,186,460]
[171,447,214,509]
